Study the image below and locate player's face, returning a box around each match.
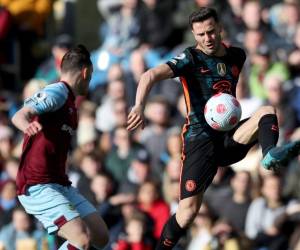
[192,17,222,55]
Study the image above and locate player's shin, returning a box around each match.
[155,214,187,250]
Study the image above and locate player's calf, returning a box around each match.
[156,196,201,249]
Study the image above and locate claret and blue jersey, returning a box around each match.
[17,82,77,195]
[166,45,246,139]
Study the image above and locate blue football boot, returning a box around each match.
[261,140,300,171]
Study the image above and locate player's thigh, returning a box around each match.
[232,106,276,144]
[82,212,109,246]
[57,216,89,243]
[18,184,82,235]
[180,137,217,200]
[66,186,109,246]
[232,117,259,145]
[176,192,204,227]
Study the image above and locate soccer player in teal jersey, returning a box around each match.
[127,7,300,250]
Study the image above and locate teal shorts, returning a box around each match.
[18,183,96,234]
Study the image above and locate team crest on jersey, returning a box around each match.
[174,53,186,60]
[217,63,226,76]
[25,91,47,106]
[185,180,196,192]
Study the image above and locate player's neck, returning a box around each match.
[60,73,80,96]
[214,44,226,57]
[196,43,226,57]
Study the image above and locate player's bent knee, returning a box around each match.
[257,105,276,118]
[93,231,109,248]
[83,213,109,248]
[177,198,201,227]
[76,233,90,248]
[58,218,91,247]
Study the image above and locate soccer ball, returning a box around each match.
[204,93,242,131]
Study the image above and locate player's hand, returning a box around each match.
[109,193,135,205]
[24,121,42,136]
[127,105,145,131]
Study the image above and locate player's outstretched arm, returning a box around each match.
[12,106,42,136]
[127,64,174,131]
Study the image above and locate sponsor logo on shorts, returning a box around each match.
[185,180,196,192]
[68,204,75,211]
[61,124,75,135]
[271,125,279,132]
[163,238,174,247]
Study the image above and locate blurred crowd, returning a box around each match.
[1,0,300,249]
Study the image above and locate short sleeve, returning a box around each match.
[24,82,69,114]
[166,49,193,78]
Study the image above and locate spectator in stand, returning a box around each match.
[236,70,263,120]
[241,29,266,83]
[125,50,147,107]
[187,202,214,250]
[220,0,244,45]
[75,152,104,205]
[35,34,73,84]
[218,171,252,233]
[287,23,300,78]
[248,44,290,100]
[172,94,186,127]
[91,0,142,88]
[95,79,127,132]
[76,116,98,156]
[2,157,18,182]
[138,96,171,177]
[268,0,300,46]
[0,180,17,229]
[245,173,289,250]
[114,211,154,250]
[263,74,298,143]
[0,206,47,250]
[206,218,252,250]
[93,191,143,250]
[204,167,235,217]
[118,148,152,195]
[139,0,174,49]
[283,156,300,200]
[160,126,182,165]
[162,156,181,214]
[0,125,14,166]
[105,126,143,185]
[0,0,53,81]
[137,180,170,240]
[238,0,282,48]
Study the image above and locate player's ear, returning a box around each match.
[81,67,88,80]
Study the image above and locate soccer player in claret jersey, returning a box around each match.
[127,7,300,250]
[12,45,109,250]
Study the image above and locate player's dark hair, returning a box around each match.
[189,7,219,29]
[61,44,92,73]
